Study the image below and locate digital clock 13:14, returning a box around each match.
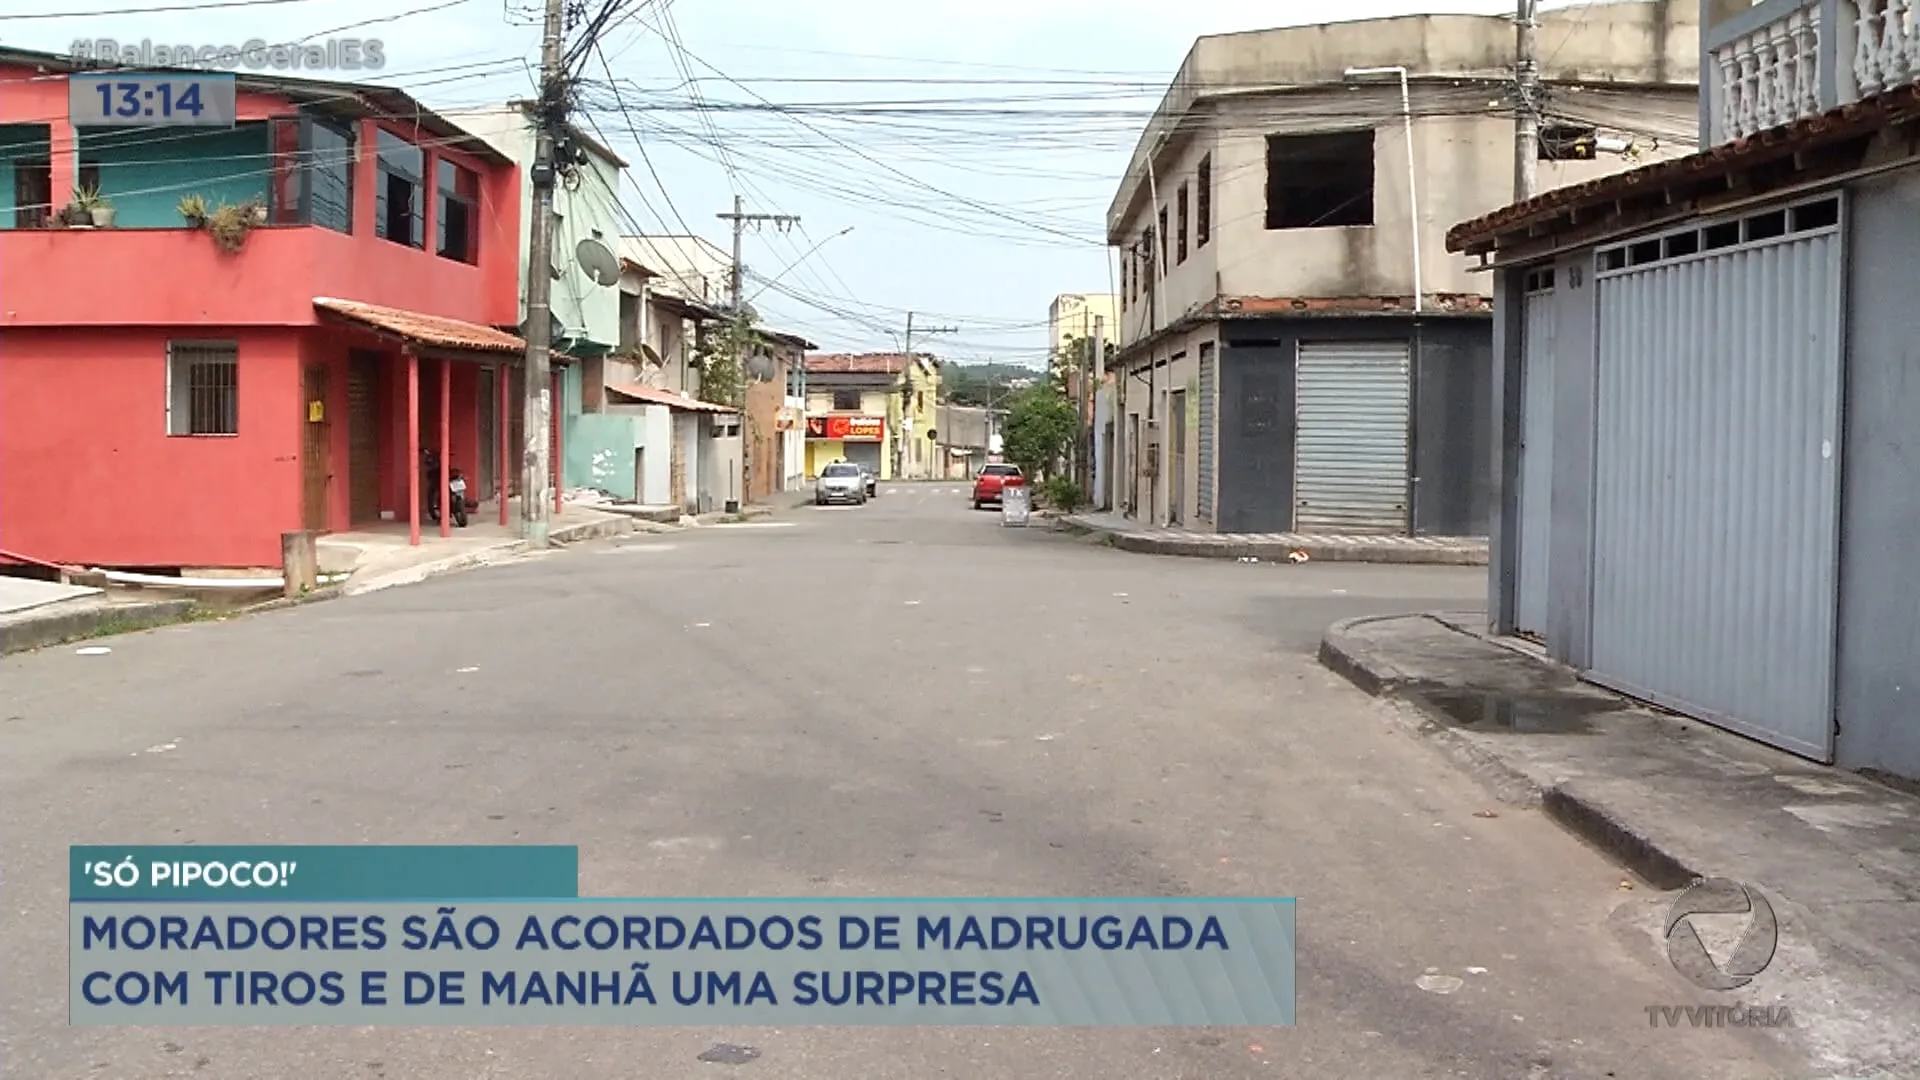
[69,74,235,128]
[97,80,205,120]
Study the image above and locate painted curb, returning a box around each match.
[1318,615,1702,890]
[0,599,200,656]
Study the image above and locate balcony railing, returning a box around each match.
[1707,0,1920,143]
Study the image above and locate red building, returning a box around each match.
[0,48,535,570]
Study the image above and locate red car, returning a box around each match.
[972,463,1023,509]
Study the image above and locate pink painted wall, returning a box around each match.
[0,326,303,568]
[0,64,523,329]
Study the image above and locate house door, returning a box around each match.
[1168,389,1187,526]
[346,351,381,523]
[301,364,331,531]
[1516,278,1558,637]
[1126,413,1140,517]
[477,366,498,502]
[1294,341,1411,534]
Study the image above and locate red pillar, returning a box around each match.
[439,357,452,539]
[551,369,564,515]
[497,363,510,526]
[406,350,420,547]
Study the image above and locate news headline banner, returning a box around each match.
[71,846,578,902]
[71,900,1297,1026]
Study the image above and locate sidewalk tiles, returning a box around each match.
[1321,609,1920,1074]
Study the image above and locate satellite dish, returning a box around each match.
[745,351,776,382]
[576,237,620,287]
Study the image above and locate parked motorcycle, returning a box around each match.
[421,449,469,528]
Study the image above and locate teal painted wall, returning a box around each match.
[565,414,638,498]
[79,124,271,228]
[0,124,51,230]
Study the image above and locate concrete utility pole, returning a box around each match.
[715,195,798,504]
[1514,0,1541,201]
[718,194,801,310]
[520,0,566,547]
[1087,314,1105,493]
[901,311,956,480]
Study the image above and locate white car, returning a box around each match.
[815,463,868,506]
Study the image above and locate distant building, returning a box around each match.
[802,353,943,480]
[1105,2,1697,535]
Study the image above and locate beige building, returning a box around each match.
[1102,1,1697,534]
[1048,293,1117,357]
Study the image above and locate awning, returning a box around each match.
[606,382,735,414]
[314,297,523,357]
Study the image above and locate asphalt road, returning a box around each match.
[1,484,1818,1079]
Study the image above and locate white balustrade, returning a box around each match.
[1709,0,1920,144]
[1712,3,1824,141]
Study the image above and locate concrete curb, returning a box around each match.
[1064,519,1488,566]
[239,584,348,615]
[0,598,201,656]
[1318,615,1701,890]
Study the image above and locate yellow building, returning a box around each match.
[802,353,943,480]
[1048,293,1118,359]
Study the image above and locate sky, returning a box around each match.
[2,0,1539,366]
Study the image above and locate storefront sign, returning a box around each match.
[806,415,885,441]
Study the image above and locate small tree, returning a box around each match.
[692,307,758,408]
[1000,383,1079,481]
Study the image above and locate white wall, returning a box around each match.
[675,414,701,510]
[783,395,806,490]
[639,405,672,505]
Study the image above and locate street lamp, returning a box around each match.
[1344,65,1422,315]
[748,225,855,304]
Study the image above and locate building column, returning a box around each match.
[439,357,452,539]
[406,350,421,547]
[551,369,564,515]
[497,363,510,525]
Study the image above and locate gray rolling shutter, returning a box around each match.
[1197,348,1216,521]
[1293,341,1410,534]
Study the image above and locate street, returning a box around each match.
[1,485,1813,1079]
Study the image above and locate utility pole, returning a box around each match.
[520,0,567,547]
[900,311,956,480]
[716,195,799,506]
[1514,0,1540,201]
[1087,314,1105,494]
[718,194,801,309]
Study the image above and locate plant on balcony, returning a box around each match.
[177,193,209,229]
[74,184,114,227]
[204,198,266,254]
[691,307,758,409]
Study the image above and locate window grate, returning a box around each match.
[168,343,239,436]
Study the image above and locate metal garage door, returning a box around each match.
[1197,345,1216,521]
[1590,198,1843,761]
[843,441,882,475]
[1516,274,1557,636]
[1294,341,1410,533]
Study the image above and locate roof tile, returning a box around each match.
[313,298,522,354]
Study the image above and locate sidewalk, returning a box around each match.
[323,502,635,596]
[1060,511,1486,565]
[1321,611,1920,1074]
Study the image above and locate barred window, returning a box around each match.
[167,343,239,436]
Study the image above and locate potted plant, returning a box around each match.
[177,193,209,229]
[248,197,269,225]
[76,184,115,227]
[60,191,92,228]
[205,201,256,254]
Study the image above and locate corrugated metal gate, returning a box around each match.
[1197,346,1216,521]
[1293,341,1410,533]
[1589,197,1845,761]
[1516,271,1558,636]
